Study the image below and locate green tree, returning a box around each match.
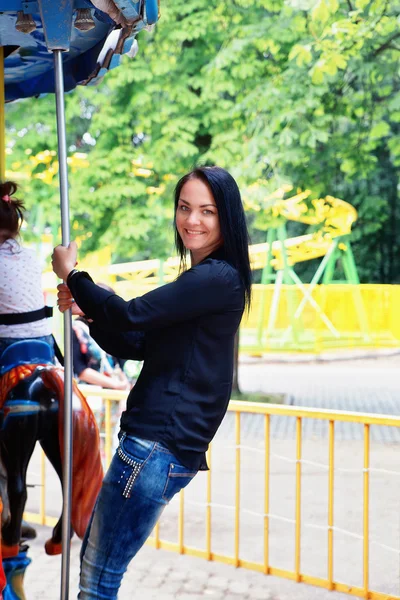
[5,0,399,281]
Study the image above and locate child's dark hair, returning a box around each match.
[0,181,25,237]
[174,166,252,311]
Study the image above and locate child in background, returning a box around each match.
[0,181,54,360]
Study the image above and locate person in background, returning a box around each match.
[0,181,54,360]
[72,313,128,391]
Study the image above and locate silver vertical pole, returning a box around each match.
[53,49,73,600]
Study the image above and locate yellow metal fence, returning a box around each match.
[25,389,400,600]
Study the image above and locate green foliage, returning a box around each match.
[5,0,400,281]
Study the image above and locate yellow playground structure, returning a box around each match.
[44,189,400,354]
[249,188,357,270]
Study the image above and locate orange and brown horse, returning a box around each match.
[0,340,103,597]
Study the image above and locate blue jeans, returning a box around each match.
[0,335,55,359]
[78,432,197,599]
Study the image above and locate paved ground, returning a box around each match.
[25,525,352,600]
[21,352,400,599]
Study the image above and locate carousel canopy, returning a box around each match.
[0,1,159,101]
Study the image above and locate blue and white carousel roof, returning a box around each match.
[0,1,159,101]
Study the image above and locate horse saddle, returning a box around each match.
[0,340,53,377]
[0,341,53,408]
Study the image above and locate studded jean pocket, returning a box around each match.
[116,434,154,499]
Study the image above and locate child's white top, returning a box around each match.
[0,238,52,338]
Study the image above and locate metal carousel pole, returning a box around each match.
[53,49,74,600]
[37,2,74,598]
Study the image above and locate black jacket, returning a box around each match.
[68,247,245,470]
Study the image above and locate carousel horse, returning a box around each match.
[0,339,103,599]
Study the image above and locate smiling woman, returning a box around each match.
[51,165,252,600]
[174,167,252,309]
[175,177,223,265]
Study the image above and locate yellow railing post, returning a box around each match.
[105,397,112,468]
[328,420,334,589]
[0,46,5,180]
[206,445,212,560]
[295,416,302,582]
[234,412,241,567]
[264,414,270,574]
[363,424,370,598]
[178,489,184,554]
[154,522,160,550]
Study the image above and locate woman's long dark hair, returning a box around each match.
[174,166,252,310]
